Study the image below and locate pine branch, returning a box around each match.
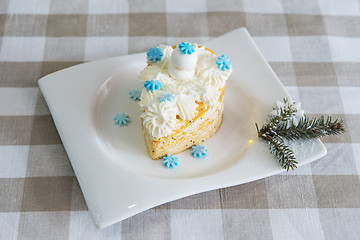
[273,116,345,140]
[256,98,346,171]
[258,115,345,140]
[268,136,298,171]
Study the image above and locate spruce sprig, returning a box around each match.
[256,98,346,171]
[268,137,297,171]
[272,116,345,140]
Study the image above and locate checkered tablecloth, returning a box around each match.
[1,0,360,239]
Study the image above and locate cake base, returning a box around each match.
[142,100,224,160]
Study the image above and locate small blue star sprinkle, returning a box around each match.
[159,93,175,103]
[163,154,179,168]
[114,113,130,127]
[216,54,232,71]
[147,47,163,63]
[191,145,208,158]
[144,79,162,91]
[178,42,195,55]
[129,88,142,101]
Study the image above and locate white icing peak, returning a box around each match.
[139,43,232,138]
[141,102,179,138]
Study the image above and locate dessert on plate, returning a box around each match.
[139,42,232,159]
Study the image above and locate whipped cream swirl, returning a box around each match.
[141,102,179,138]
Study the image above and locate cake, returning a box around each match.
[139,42,232,160]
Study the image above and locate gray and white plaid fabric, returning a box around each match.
[0,0,359,239]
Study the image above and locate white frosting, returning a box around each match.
[139,88,162,109]
[199,67,231,89]
[176,93,198,120]
[139,43,232,138]
[141,102,179,138]
[139,65,163,84]
[138,65,176,86]
[200,85,221,106]
[196,52,232,89]
[147,44,173,69]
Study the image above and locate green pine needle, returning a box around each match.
[256,98,346,171]
[274,115,345,140]
[269,137,298,171]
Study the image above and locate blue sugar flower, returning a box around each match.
[144,79,162,91]
[147,46,163,63]
[114,113,130,127]
[191,145,208,158]
[163,154,179,168]
[159,93,175,103]
[178,42,195,55]
[216,54,232,71]
[129,88,142,101]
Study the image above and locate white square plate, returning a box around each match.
[39,28,327,228]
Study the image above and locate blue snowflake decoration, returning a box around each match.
[191,145,208,158]
[159,93,175,103]
[147,47,163,63]
[163,154,179,168]
[144,79,162,91]
[129,88,142,101]
[178,42,195,55]
[114,113,130,127]
[216,54,232,71]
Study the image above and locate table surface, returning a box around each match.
[1,0,360,239]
